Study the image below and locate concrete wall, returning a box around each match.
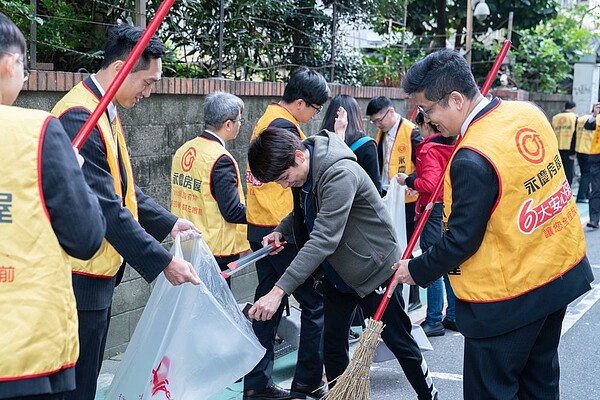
[14,72,570,359]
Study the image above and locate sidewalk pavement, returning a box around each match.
[95,198,591,399]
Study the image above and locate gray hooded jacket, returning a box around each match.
[275,130,401,297]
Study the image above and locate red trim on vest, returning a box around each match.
[459,253,586,303]
[38,116,53,221]
[73,270,114,279]
[0,362,76,382]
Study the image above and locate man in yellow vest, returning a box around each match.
[392,49,593,399]
[574,109,594,203]
[551,100,578,184]
[583,102,600,229]
[171,91,249,279]
[0,13,106,400]
[366,96,423,313]
[244,67,329,400]
[51,25,201,400]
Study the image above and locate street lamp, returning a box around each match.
[465,0,490,66]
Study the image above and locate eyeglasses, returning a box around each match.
[306,102,323,114]
[230,118,244,123]
[417,94,450,119]
[0,51,30,82]
[369,108,390,125]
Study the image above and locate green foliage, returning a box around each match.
[510,5,597,93]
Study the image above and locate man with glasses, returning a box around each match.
[366,96,423,312]
[171,92,249,281]
[392,48,592,400]
[52,24,201,400]
[0,13,106,400]
[244,67,329,400]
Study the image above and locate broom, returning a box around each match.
[321,40,512,400]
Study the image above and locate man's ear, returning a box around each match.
[295,149,306,164]
[448,91,465,110]
[0,54,15,79]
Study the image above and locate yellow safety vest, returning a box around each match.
[551,111,577,150]
[0,106,78,380]
[375,119,418,203]
[575,115,593,154]
[52,81,138,277]
[246,104,306,227]
[171,136,249,257]
[444,100,586,302]
[591,117,600,155]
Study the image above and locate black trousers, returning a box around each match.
[560,150,575,185]
[244,242,324,390]
[576,153,591,201]
[463,307,566,400]
[65,307,111,400]
[589,155,600,224]
[6,395,66,400]
[322,278,436,399]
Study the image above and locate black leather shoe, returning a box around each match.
[587,221,599,229]
[291,381,328,399]
[420,320,445,337]
[243,383,293,400]
[442,317,458,332]
[407,301,422,312]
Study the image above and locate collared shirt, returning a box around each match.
[204,129,226,147]
[90,74,117,123]
[381,116,401,191]
[460,97,490,136]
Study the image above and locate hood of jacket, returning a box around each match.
[304,130,357,187]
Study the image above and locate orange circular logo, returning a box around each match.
[515,128,545,164]
[397,143,407,153]
[181,147,196,172]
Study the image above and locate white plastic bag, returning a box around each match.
[105,235,265,400]
[381,177,409,306]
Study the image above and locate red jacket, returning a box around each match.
[406,133,455,220]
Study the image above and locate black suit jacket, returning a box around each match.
[58,76,176,310]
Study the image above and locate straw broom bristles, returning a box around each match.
[321,318,385,400]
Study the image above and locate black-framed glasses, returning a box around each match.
[417,94,451,119]
[369,108,390,125]
[307,102,323,114]
[230,117,244,123]
[0,51,30,82]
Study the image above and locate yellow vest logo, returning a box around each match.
[515,128,545,164]
[181,147,196,173]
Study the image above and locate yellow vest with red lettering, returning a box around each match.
[551,111,577,150]
[52,81,138,277]
[0,106,78,381]
[246,104,306,227]
[375,118,418,203]
[575,115,593,154]
[443,101,586,302]
[171,136,249,257]
[591,117,600,155]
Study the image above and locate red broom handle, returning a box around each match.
[374,40,512,321]
[72,0,175,149]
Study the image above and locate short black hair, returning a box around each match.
[321,94,364,146]
[366,96,393,116]
[402,49,479,104]
[100,24,166,72]
[0,13,27,58]
[248,127,306,183]
[282,67,330,106]
[565,100,576,110]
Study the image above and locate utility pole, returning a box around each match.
[30,0,37,69]
[135,0,146,27]
[218,0,224,78]
[330,0,337,82]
